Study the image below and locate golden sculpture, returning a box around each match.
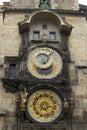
[20,89,28,111]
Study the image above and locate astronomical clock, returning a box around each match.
[2,4,73,130]
[26,88,62,124]
[27,47,63,79]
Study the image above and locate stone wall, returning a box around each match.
[66,15,87,120]
[10,0,79,10]
[51,0,79,10]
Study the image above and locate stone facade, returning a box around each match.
[10,0,79,10]
[0,0,87,130]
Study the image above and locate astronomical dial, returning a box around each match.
[26,89,62,123]
[27,47,63,79]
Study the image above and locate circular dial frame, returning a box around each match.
[27,47,63,79]
[26,89,62,123]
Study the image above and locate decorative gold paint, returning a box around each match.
[27,47,63,79]
[20,91,28,111]
[27,90,62,123]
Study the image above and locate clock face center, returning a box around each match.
[36,53,49,65]
[40,101,49,110]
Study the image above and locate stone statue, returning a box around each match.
[39,0,50,9]
[20,89,28,111]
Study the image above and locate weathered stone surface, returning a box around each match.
[51,0,79,10]
[73,109,83,120]
[67,16,87,67]
[0,120,4,130]
[69,63,77,84]
[10,0,36,8]
[10,0,79,10]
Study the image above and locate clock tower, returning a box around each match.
[3,8,73,129]
[1,0,78,130]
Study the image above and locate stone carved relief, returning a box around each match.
[34,0,40,8]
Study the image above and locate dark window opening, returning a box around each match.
[9,64,16,79]
[49,32,56,40]
[33,31,40,39]
[86,17,87,21]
